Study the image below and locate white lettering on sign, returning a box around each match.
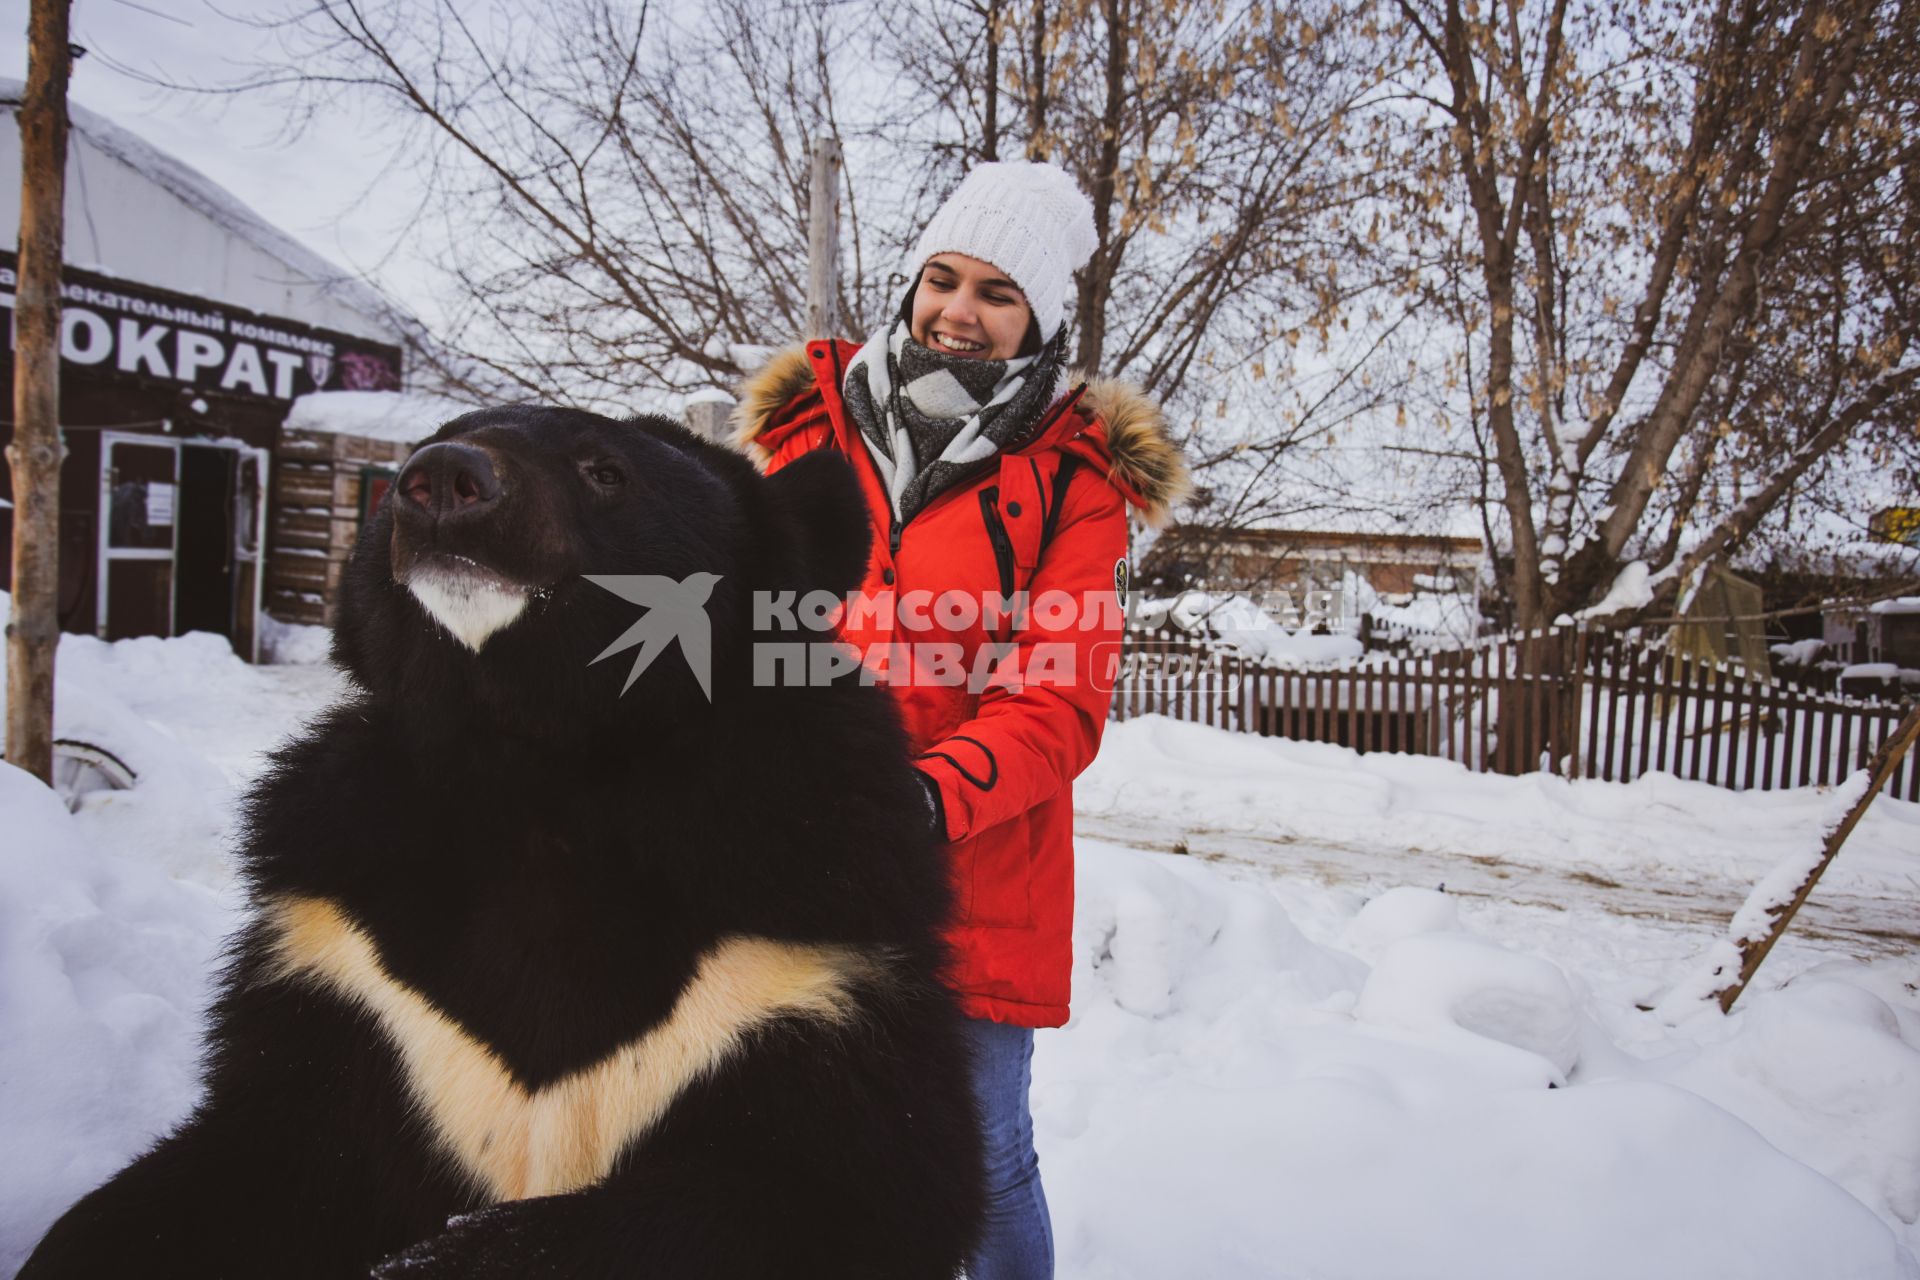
[61,309,113,364]
[0,264,395,401]
[266,349,304,400]
[221,343,269,395]
[118,318,171,377]
[175,330,225,380]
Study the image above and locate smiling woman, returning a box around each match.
[737,159,1192,1280]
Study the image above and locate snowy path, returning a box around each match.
[1075,809,1920,958]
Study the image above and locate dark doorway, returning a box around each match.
[175,444,238,640]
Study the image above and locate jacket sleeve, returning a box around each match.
[913,473,1129,842]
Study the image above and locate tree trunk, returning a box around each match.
[1025,0,1049,159]
[1072,0,1127,373]
[6,0,72,786]
[981,0,1001,161]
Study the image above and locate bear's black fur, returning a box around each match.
[21,407,985,1278]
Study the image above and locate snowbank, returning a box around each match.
[1050,839,1918,1277]
[258,615,334,665]
[1148,592,1365,665]
[0,764,226,1278]
[1077,714,1920,904]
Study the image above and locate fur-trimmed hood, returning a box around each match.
[731,344,1191,526]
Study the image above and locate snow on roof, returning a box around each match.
[284,390,474,445]
[0,79,409,336]
[1867,596,1920,615]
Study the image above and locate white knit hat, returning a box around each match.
[910,161,1098,342]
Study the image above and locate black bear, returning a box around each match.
[21,407,985,1278]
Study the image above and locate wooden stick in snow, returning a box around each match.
[1673,701,1920,1017]
[805,136,842,340]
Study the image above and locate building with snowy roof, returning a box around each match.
[0,81,427,655]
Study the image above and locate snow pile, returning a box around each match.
[0,595,342,881]
[1366,588,1481,645]
[1144,592,1364,665]
[1772,638,1828,665]
[1657,973,1920,1233]
[259,614,334,665]
[284,389,474,444]
[1049,841,1919,1277]
[0,764,226,1279]
[1568,559,1653,622]
[1354,931,1581,1080]
[1341,884,1460,954]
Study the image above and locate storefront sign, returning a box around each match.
[0,252,402,404]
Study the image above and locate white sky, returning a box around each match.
[1,0,436,317]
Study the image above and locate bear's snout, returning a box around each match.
[397,443,503,519]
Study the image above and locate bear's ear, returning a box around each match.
[760,450,872,599]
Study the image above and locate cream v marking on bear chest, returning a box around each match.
[263,894,876,1203]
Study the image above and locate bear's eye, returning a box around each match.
[585,461,625,487]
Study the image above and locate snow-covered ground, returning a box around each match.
[3,616,1918,1278]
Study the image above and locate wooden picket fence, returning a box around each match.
[1110,627,1920,801]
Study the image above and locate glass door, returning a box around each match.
[97,432,180,640]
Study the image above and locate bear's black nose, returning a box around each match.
[396,443,502,517]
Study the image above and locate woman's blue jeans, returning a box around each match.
[961,1017,1055,1280]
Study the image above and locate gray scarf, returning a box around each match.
[843,318,1069,523]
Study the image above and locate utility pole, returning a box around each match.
[7,0,73,784]
[804,135,842,340]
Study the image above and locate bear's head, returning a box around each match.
[334,405,869,742]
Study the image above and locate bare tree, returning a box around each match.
[1371,0,1920,629]
[885,0,1382,391]
[234,0,888,404]
[877,0,1424,548]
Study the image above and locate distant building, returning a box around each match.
[1823,597,1920,669]
[0,82,416,657]
[1142,523,1486,625]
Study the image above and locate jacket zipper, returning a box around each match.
[978,488,1017,599]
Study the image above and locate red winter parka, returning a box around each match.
[737,341,1188,1027]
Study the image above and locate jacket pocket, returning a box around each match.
[978,488,1017,601]
[961,830,1035,929]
